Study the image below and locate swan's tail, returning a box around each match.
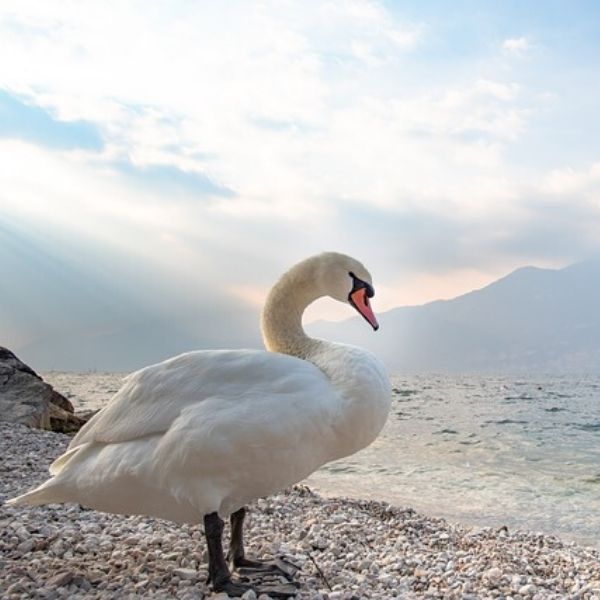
[5,479,65,507]
[5,445,85,507]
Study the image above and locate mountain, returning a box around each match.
[307,260,600,372]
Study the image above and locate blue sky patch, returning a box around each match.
[0,89,103,151]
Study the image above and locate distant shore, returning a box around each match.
[1,423,599,599]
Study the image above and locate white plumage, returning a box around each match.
[8,252,391,595]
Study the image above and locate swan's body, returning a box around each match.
[20,345,388,521]
[8,252,391,596]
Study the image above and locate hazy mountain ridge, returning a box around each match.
[9,259,600,372]
[308,260,600,372]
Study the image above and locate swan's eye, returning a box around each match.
[348,272,375,298]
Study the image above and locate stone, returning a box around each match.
[16,539,36,554]
[519,584,537,596]
[47,571,74,588]
[0,347,83,431]
[48,402,86,433]
[484,567,503,585]
[173,568,198,581]
[6,582,24,594]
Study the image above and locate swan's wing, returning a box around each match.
[70,349,332,448]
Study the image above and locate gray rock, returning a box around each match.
[16,538,36,554]
[46,571,74,588]
[0,346,83,431]
[48,401,86,433]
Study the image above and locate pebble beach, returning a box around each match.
[1,423,599,599]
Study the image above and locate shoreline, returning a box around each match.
[1,423,599,599]
[305,476,600,552]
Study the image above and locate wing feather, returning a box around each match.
[70,349,331,448]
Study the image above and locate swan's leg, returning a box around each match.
[204,512,249,596]
[228,506,247,566]
[228,507,299,581]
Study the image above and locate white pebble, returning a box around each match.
[173,568,198,581]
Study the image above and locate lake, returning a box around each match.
[43,371,600,547]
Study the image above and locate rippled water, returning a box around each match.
[44,372,600,547]
[309,374,600,547]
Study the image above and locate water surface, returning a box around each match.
[44,372,600,547]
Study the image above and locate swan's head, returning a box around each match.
[314,252,379,331]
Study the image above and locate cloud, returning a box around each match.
[502,36,532,56]
[541,162,600,197]
[0,1,514,219]
[113,161,234,198]
[0,2,599,369]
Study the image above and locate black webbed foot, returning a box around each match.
[212,577,252,597]
[235,578,299,598]
[232,556,299,581]
[213,572,298,599]
[210,571,298,599]
[221,507,301,597]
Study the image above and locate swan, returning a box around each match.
[8,252,391,597]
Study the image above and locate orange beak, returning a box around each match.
[349,287,379,331]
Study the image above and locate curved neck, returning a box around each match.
[260,259,324,358]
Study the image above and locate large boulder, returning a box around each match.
[0,347,85,432]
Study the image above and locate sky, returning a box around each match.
[1,1,600,370]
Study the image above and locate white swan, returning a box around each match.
[8,252,391,597]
